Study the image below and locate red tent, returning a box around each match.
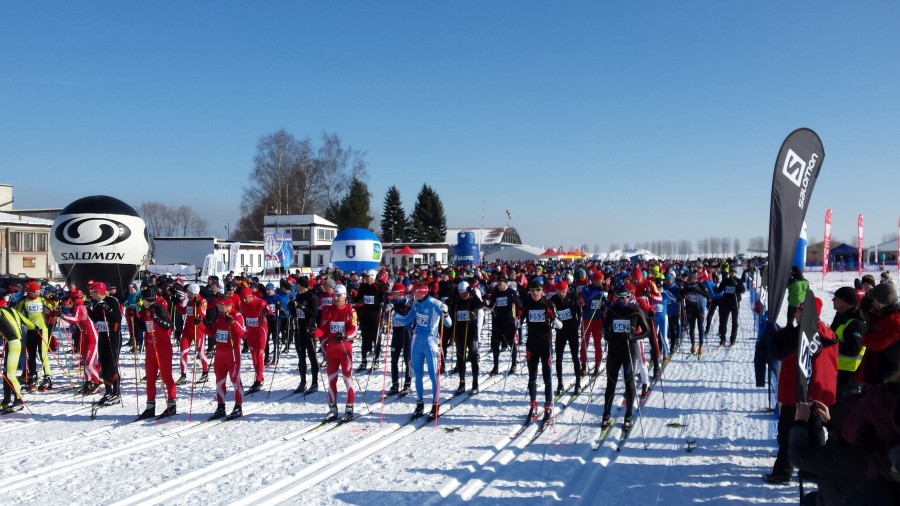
[395,245,419,255]
[540,248,560,257]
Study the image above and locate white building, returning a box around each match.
[263,214,337,268]
[152,237,266,276]
[0,184,56,278]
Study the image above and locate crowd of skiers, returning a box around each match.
[761,267,900,505]
[0,256,755,428]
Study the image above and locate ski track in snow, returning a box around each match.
[2,275,855,504]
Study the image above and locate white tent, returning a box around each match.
[593,248,661,262]
[483,244,545,262]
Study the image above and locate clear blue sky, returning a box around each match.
[3,2,899,252]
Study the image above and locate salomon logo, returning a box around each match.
[55,217,132,246]
[782,149,805,187]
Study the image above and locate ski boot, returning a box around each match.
[226,404,242,420]
[641,385,650,398]
[246,380,262,394]
[23,379,37,392]
[574,376,582,396]
[697,345,704,356]
[600,415,611,430]
[175,373,188,385]
[543,403,552,422]
[470,380,479,395]
[356,361,368,373]
[623,416,634,431]
[2,399,24,414]
[196,372,209,384]
[555,385,565,397]
[38,376,53,392]
[428,402,439,419]
[400,379,411,396]
[454,381,466,395]
[325,403,339,422]
[209,403,227,420]
[294,381,307,394]
[98,393,122,406]
[342,404,354,422]
[388,384,399,395]
[85,382,102,395]
[137,401,156,420]
[304,381,318,395]
[690,344,696,355]
[528,401,539,420]
[158,399,177,418]
[413,401,425,418]
[508,364,517,374]
[488,365,499,377]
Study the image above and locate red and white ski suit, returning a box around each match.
[137,300,176,403]
[59,300,100,385]
[176,296,208,375]
[314,303,357,406]
[206,310,246,405]
[239,297,269,383]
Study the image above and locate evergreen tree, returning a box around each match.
[410,184,447,243]
[326,177,373,230]
[381,185,407,242]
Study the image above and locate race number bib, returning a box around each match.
[295,309,305,319]
[653,304,664,313]
[186,306,194,316]
[215,330,229,343]
[529,310,546,322]
[246,317,259,327]
[320,297,333,307]
[96,321,109,332]
[146,321,155,333]
[329,322,345,334]
[557,308,572,321]
[416,313,429,326]
[687,293,701,303]
[495,297,508,307]
[612,319,631,333]
[725,286,735,294]
[590,299,602,310]
[457,310,469,322]
[27,303,43,313]
[363,295,375,305]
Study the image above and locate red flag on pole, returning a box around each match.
[857,213,864,278]
[823,209,832,278]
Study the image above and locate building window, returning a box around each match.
[258,254,262,266]
[35,233,48,252]
[240,254,245,267]
[317,254,324,266]
[23,257,36,268]
[298,228,310,240]
[9,232,21,252]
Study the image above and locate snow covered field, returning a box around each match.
[1,272,862,505]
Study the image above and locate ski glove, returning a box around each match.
[551,318,563,330]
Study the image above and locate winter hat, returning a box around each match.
[861,274,877,288]
[90,282,108,294]
[557,280,568,292]
[333,285,347,296]
[296,276,310,288]
[239,288,253,299]
[528,279,543,291]
[592,271,604,281]
[871,283,898,306]
[325,279,336,290]
[457,281,470,292]
[391,283,406,294]
[833,287,858,307]
[798,297,824,317]
[412,284,429,295]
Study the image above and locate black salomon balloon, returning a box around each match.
[50,195,150,291]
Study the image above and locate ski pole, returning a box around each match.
[434,308,446,428]
[379,311,391,425]
[189,314,198,419]
[267,324,281,398]
[0,365,32,414]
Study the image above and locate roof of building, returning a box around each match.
[445,227,521,246]
[0,211,54,226]
[263,214,337,228]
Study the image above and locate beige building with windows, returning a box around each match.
[1,184,55,278]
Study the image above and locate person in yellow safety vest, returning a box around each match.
[16,281,53,391]
[1,297,36,413]
[830,286,867,398]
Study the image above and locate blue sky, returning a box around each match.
[3,2,899,252]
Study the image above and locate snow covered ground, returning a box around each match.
[1,272,861,504]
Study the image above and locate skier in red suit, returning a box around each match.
[239,287,269,393]
[207,293,247,419]
[314,284,358,422]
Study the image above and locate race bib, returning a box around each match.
[416,313,429,326]
[27,303,43,313]
[267,304,276,313]
[725,286,735,294]
[529,310,546,322]
[457,310,469,322]
[329,322,345,334]
[246,317,259,327]
[363,295,375,305]
[590,300,602,310]
[215,330,229,343]
[495,297,508,307]
[320,297,333,307]
[96,321,109,332]
[654,303,664,313]
[687,293,701,303]
[295,309,305,319]
[186,307,194,316]
[612,319,631,333]
[557,308,572,321]
[146,321,155,333]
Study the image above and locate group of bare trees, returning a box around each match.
[139,202,208,237]
[607,236,767,259]
[234,130,367,240]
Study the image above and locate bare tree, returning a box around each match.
[139,201,207,238]
[733,238,741,256]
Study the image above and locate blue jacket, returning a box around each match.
[392,294,451,347]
